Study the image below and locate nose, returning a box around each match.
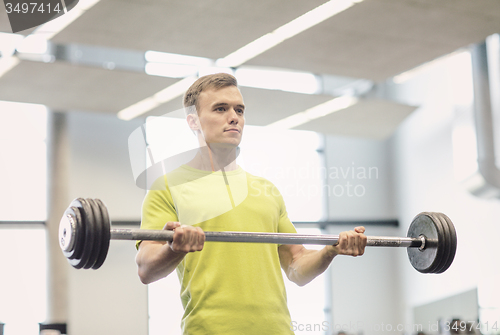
[228,108,239,124]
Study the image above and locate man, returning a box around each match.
[136,73,367,334]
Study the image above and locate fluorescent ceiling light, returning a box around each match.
[145,63,198,78]
[152,76,197,104]
[117,97,160,122]
[78,0,101,10]
[0,33,22,78]
[235,66,320,94]
[266,95,358,129]
[198,67,234,77]
[16,35,48,54]
[0,0,101,80]
[0,33,24,58]
[118,76,197,120]
[392,50,467,84]
[216,0,363,68]
[0,100,48,115]
[32,0,100,39]
[119,0,363,120]
[145,51,212,67]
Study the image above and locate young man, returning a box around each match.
[135,73,367,334]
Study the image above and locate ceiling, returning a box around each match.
[1,0,499,138]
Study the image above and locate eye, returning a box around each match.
[236,109,244,114]
[215,107,226,112]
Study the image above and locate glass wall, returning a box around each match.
[0,228,47,334]
[0,102,48,221]
[0,102,48,334]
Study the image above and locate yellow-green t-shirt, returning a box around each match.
[140,165,297,334]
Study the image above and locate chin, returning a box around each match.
[210,142,240,150]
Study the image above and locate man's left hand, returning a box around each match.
[329,226,367,257]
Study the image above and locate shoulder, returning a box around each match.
[148,165,205,190]
[144,167,190,204]
[246,172,284,198]
[245,171,273,186]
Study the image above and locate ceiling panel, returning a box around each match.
[0,60,177,113]
[294,99,416,139]
[238,87,335,126]
[247,0,500,80]
[0,0,499,137]
[51,0,327,58]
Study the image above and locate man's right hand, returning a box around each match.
[163,221,205,254]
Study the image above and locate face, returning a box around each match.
[192,85,245,147]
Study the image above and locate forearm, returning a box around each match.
[136,242,186,284]
[286,246,337,286]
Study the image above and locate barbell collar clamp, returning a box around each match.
[59,214,76,252]
[418,235,426,251]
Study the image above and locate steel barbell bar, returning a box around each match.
[109,229,424,248]
[59,198,457,273]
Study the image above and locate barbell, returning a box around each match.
[58,198,457,274]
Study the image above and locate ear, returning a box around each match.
[186,113,200,131]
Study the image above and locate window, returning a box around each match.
[238,125,325,221]
[0,102,48,334]
[0,228,47,334]
[0,102,48,221]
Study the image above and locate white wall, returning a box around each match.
[388,50,500,328]
[66,111,148,335]
[67,239,149,335]
[327,225,404,335]
[68,111,145,221]
[324,135,403,335]
[325,135,396,220]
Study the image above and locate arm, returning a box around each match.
[278,227,367,286]
[136,222,205,284]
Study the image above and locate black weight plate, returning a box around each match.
[62,206,83,260]
[66,201,89,269]
[430,212,450,273]
[407,213,440,273]
[84,199,103,269]
[65,202,86,268]
[70,198,95,269]
[427,213,451,274]
[93,199,110,270]
[436,213,457,273]
[431,213,452,274]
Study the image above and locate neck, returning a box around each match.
[188,144,239,172]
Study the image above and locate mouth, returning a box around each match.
[224,129,240,133]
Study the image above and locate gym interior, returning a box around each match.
[1,1,500,335]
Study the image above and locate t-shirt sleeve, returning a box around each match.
[136,180,178,249]
[275,187,297,235]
